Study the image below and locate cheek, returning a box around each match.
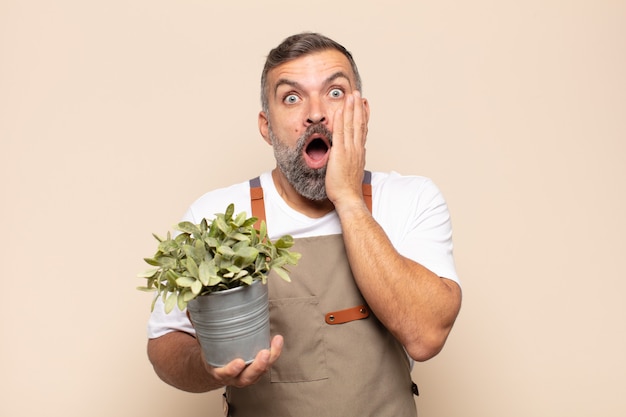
[326,101,344,126]
[273,117,303,136]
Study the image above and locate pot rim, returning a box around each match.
[203,279,264,297]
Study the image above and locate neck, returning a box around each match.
[271,168,334,218]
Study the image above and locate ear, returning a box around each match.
[258,111,272,145]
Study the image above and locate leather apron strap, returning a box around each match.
[249,176,266,231]
[249,170,373,228]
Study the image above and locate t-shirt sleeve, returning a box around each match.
[375,174,460,286]
[147,298,196,338]
[146,206,197,339]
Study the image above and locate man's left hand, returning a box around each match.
[325,90,369,211]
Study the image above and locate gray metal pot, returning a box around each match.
[187,280,270,367]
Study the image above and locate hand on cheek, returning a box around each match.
[326,91,368,208]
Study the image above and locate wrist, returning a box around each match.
[333,197,369,220]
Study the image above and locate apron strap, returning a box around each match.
[249,170,373,230]
[362,170,372,214]
[249,176,266,231]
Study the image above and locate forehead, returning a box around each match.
[267,49,356,91]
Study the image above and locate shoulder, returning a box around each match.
[370,171,458,284]
[371,171,446,213]
[183,178,255,223]
[370,170,452,242]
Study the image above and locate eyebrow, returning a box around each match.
[273,71,353,97]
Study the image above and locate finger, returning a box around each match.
[267,335,284,365]
[352,90,365,147]
[232,349,271,387]
[343,92,355,147]
[212,359,246,382]
[333,100,345,147]
[361,95,370,142]
[248,334,283,372]
[234,335,284,386]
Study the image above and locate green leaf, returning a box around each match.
[177,292,187,311]
[158,239,179,253]
[274,235,295,249]
[282,250,302,264]
[235,246,259,266]
[182,290,197,302]
[174,233,190,244]
[165,270,180,288]
[217,245,235,258]
[175,276,196,287]
[137,268,159,278]
[269,257,287,269]
[164,292,178,314]
[272,266,292,282]
[236,270,250,279]
[198,260,212,286]
[224,203,235,220]
[184,257,199,278]
[259,221,267,240]
[205,236,219,248]
[208,274,221,286]
[152,233,165,242]
[242,217,257,228]
[216,257,233,270]
[234,211,247,227]
[239,276,253,286]
[215,216,229,234]
[176,221,201,236]
[254,256,268,274]
[231,232,250,242]
[183,243,205,264]
[143,257,160,267]
[191,279,203,295]
[158,256,178,269]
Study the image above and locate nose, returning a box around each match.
[306,115,326,124]
[305,97,326,125]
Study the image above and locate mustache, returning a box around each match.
[297,124,333,150]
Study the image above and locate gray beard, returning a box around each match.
[269,124,332,201]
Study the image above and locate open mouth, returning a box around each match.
[303,134,331,169]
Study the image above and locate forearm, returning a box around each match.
[147,331,222,393]
[336,201,461,361]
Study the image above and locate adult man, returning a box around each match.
[147,32,461,416]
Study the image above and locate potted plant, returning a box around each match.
[138,203,301,366]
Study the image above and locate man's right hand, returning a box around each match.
[205,335,284,388]
[147,332,284,392]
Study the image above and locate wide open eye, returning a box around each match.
[329,88,344,99]
[284,94,300,104]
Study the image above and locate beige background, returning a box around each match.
[2,1,625,416]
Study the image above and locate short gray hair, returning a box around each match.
[260,32,362,114]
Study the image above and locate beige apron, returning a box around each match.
[223,174,417,416]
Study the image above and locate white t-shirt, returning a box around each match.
[147,170,459,338]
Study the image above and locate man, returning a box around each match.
[147,32,462,416]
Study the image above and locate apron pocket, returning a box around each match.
[268,296,329,383]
